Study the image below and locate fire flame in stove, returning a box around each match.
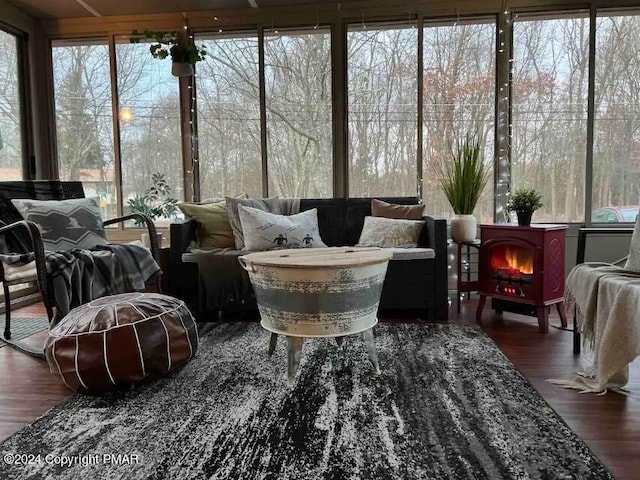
[491,245,534,276]
[504,248,533,274]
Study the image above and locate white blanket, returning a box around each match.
[549,263,640,393]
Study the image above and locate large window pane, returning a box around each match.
[593,12,640,223]
[116,40,183,224]
[512,15,588,223]
[423,21,496,222]
[264,28,332,197]
[348,23,418,197]
[0,30,24,181]
[53,39,115,218]
[196,33,261,199]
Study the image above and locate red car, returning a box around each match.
[592,206,639,223]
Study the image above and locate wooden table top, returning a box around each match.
[239,247,392,268]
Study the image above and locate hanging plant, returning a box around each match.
[130,29,208,77]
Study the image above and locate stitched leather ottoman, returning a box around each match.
[44,293,198,393]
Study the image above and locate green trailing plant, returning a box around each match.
[439,134,490,215]
[506,188,544,214]
[130,29,207,64]
[128,173,178,226]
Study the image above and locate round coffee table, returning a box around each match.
[239,247,392,383]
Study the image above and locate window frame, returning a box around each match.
[0,23,31,181]
[44,4,640,228]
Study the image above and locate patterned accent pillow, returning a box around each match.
[11,198,107,252]
[371,199,425,220]
[356,216,424,248]
[226,197,283,250]
[624,210,640,272]
[238,205,326,251]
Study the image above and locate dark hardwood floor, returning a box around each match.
[1,299,638,479]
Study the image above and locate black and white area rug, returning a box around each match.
[0,323,614,480]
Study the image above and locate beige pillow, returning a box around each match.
[372,199,425,220]
[178,200,235,249]
[226,197,283,250]
[357,216,424,248]
[624,210,640,272]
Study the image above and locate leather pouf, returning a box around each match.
[44,293,198,393]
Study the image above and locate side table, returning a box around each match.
[451,240,481,313]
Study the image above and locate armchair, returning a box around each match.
[557,219,640,393]
[572,227,635,354]
[0,181,160,358]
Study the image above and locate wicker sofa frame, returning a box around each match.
[169,197,448,321]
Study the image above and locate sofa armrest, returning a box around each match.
[168,220,197,297]
[170,220,197,255]
[422,215,448,320]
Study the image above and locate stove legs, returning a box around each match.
[536,306,549,333]
[362,328,380,374]
[287,336,304,385]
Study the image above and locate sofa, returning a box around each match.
[169,197,448,320]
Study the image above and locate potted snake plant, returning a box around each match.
[438,133,489,242]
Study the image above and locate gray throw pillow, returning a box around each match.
[238,205,326,251]
[624,210,640,272]
[226,197,283,249]
[356,216,424,248]
[11,197,107,252]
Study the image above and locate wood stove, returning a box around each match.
[475,224,568,333]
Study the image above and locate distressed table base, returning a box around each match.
[268,328,380,384]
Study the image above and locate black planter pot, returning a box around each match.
[516,210,533,226]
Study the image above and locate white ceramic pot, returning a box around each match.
[450,214,477,243]
[171,62,194,77]
[141,232,164,249]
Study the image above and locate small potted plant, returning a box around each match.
[130,29,207,77]
[506,188,543,226]
[438,133,490,242]
[128,173,178,247]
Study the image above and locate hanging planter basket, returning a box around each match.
[171,62,194,77]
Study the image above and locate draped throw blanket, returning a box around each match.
[0,244,160,325]
[190,198,300,311]
[549,262,640,393]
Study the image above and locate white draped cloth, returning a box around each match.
[549,262,640,393]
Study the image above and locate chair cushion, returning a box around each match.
[625,211,640,272]
[11,197,107,252]
[44,293,198,393]
[1,261,37,284]
[385,247,435,261]
[238,205,326,251]
[357,216,424,248]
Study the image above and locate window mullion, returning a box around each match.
[417,15,424,202]
[258,26,268,197]
[108,34,124,221]
[494,12,512,223]
[584,6,597,227]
